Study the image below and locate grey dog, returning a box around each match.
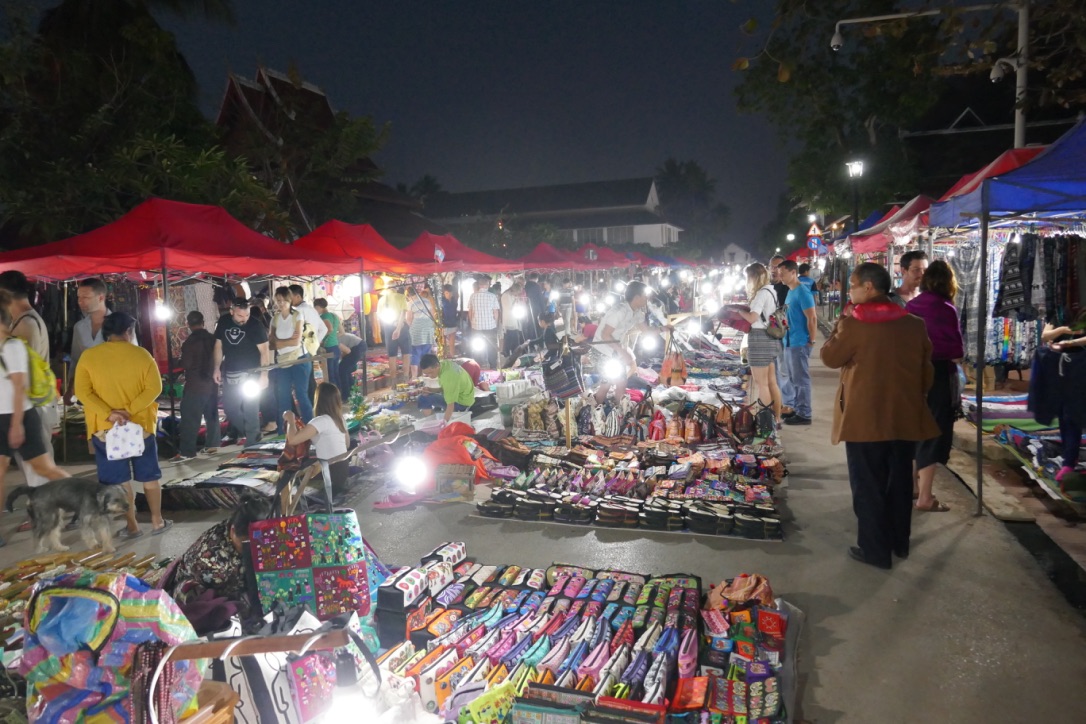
[7,480,130,553]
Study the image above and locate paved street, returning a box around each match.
[1,352,1085,723]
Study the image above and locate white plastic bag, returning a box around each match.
[105,421,145,461]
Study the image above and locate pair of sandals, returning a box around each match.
[914,495,950,512]
[116,519,173,540]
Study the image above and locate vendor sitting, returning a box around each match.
[419,353,476,423]
[163,490,273,633]
[284,382,349,461]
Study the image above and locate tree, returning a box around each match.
[0,0,288,243]
[409,174,445,205]
[732,1,1086,221]
[654,159,731,255]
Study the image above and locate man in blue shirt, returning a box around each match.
[778,260,817,425]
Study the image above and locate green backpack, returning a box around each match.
[1,337,58,407]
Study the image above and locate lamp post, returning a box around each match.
[846,160,864,234]
[832,3,1029,148]
[785,233,795,242]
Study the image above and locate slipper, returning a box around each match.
[372,492,423,510]
[915,498,949,512]
[116,528,145,540]
[151,520,174,536]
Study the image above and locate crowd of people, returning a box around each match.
[0,252,1079,576]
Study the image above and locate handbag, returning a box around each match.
[105,420,146,461]
[659,336,688,387]
[541,345,584,400]
[756,287,789,341]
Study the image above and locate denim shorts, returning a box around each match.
[92,434,161,484]
[384,325,411,357]
[411,343,434,365]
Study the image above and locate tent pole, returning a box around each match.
[359,260,367,396]
[61,281,69,464]
[160,253,178,454]
[975,181,989,518]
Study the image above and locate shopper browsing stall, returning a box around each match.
[269,287,314,434]
[405,286,436,381]
[419,353,475,423]
[441,284,459,358]
[173,311,221,462]
[314,298,341,390]
[214,298,270,446]
[906,261,965,512]
[284,382,349,461]
[378,285,409,383]
[591,280,652,405]
[1037,315,1086,485]
[778,260,817,426]
[728,263,783,427]
[337,332,366,395]
[821,263,939,569]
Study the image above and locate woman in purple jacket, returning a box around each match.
[906,260,965,512]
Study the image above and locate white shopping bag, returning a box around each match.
[105,421,145,461]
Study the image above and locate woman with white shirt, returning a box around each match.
[284,382,348,460]
[731,263,783,423]
[269,286,313,434]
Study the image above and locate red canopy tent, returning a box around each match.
[849,196,935,254]
[400,232,523,272]
[574,243,630,269]
[673,256,698,267]
[0,198,348,280]
[293,220,422,275]
[517,242,582,269]
[625,250,667,267]
[939,147,1047,202]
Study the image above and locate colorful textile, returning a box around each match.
[21,571,204,724]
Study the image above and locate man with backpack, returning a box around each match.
[0,272,59,497]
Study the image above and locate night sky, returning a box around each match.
[157,0,788,249]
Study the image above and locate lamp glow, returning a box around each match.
[460,278,477,297]
[702,299,720,314]
[660,279,671,288]
[640,335,658,351]
[686,320,701,335]
[605,294,616,305]
[613,281,625,292]
[680,270,691,281]
[846,160,864,178]
[378,308,397,325]
[595,301,607,313]
[513,303,527,320]
[549,290,560,302]
[153,301,172,321]
[786,233,795,242]
[578,293,590,305]
[603,357,625,380]
[241,379,261,399]
[394,456,428,494]
[340,276,363,299]
[471,336,486,352]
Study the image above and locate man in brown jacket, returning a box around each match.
[821,262,940,569]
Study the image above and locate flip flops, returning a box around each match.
[915,498,950,512]
[151,520,174,536]
[116,527,145,540]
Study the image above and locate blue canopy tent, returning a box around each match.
[945,119,1086,515]
[648,253,681,266]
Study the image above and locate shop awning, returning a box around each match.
[983,119,1086,214]
[517,242,581,269]
[293,220,421,275]
[401,232,523,272]
[849,196,934,254]
[0,198,347,280]
[929,146,1048,226]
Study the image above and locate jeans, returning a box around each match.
[340,345,365,395]
[783,345,812,419]
[222,373,262,445]
[323,345,341,393]
[178,385,221,457]
[274,360,314,433]
[1060,416,1082,468]
[776,350,795,409]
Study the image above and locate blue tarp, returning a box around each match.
[931,119,1086,225]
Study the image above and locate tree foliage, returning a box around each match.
[732,1,1086,222]
[653,158,731,256]
[0,0,288,243]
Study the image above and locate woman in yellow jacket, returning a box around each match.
[75,312,170,538]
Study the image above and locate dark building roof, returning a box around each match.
[541,210,678,230]
[426,177,657,220]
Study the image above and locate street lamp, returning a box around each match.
[846,160,864,234]
[807,214,817,223]
[786,233,795,242]
[831,3,1029,148]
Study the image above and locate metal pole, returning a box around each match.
[358,260,367,396]
[975,181,989,517]
[1013,2,1029,149]
[160,253,178,453]
[61,282,69,464]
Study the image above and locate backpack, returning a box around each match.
[755,405,776,438]
[0,338,57,407]
[756,287,789,341]
[659,351,687,387]
[732,404,757,441]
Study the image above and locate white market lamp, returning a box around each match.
[846,160,864,179]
